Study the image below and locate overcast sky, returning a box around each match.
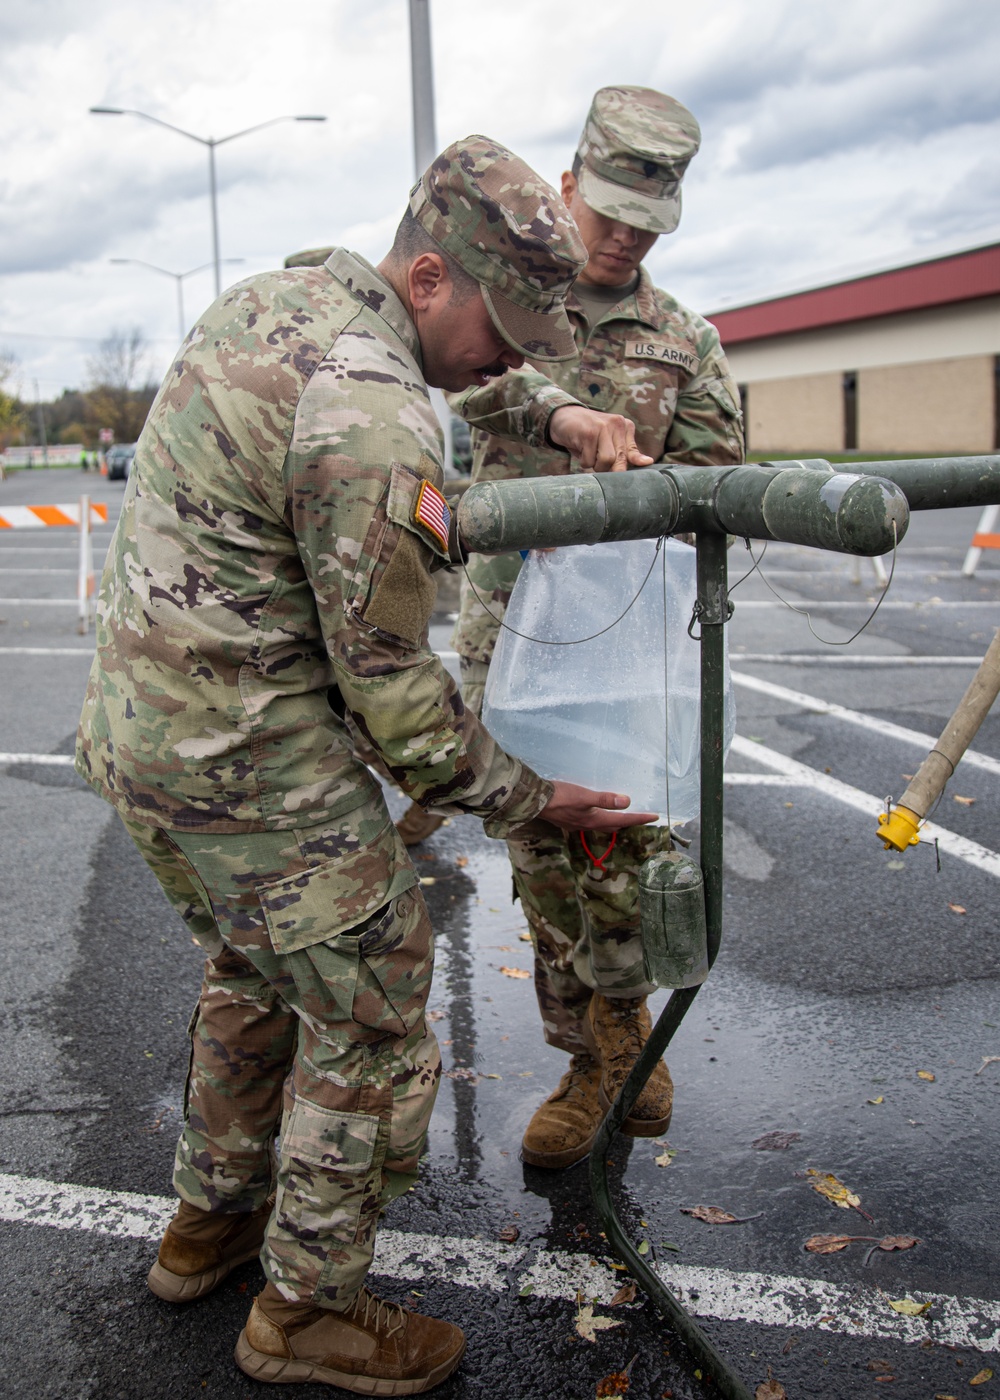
[1,0,998,400]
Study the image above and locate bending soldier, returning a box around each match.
[76,135,655,1394]
[450,88,745,1169]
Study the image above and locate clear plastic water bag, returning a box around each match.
[481,538,735,822]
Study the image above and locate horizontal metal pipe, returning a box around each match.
[756,455,1000,512]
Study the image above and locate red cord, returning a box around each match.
[579,829,617,869]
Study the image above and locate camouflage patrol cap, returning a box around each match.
[576,86,701,235]
[409,134,587,362]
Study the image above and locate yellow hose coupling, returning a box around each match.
[876,805,922,852]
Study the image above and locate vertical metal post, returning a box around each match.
[34,380,48,467]
[207,142,221,298]
[696,531,730,966]
[408,0,437,173]
[407,0,453,473]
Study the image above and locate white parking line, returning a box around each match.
[730,671,1000,777]
[731,654,983,666]
[0,753,75,765]
[0,1172,996,1351]
[729,736,1000,878]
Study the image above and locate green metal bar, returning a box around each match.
[589,533,752,1400]
[839,455,1000,511]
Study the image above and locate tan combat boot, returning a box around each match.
[584,994,673,1136]
[395,800,445,847]
[147,1196,274,1302]
[235,1282,466,1393]
[521,1052,603,1169]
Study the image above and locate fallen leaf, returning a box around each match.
[878,1235,919,1252]
[934,1393,958,1398]
[806,1169,863,1212]
[596,1372,630,1398]
[917,1070,936,1081]
[953,795,976,806]
[518,1283,533,1297]
[804,1233,856,1254]
[575,1305,624,1343]
[426,1009,445,1022]
[610,1283,637,1306]
[867,1359,894,1373]
[752,1130,801,1151]
[680,1205,762,1225]
[868,1096,885,1104]
[455,856,469,867]
[976,1056,1000,1075]
[497,1225,520,1243]
[637,1240,650,1255]
[887,1297,933,1316]
[755,1372,787,1399]
[970,1370,994,1386]
[948,904,967,916]
[655,1149,676,1167]
[484,1072,502,1079]
[519,932,532,941]
[419,876,436,886]
[499,965,531,979]
[444,1067,479,1083]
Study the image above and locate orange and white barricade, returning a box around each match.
[962,505,1000,578]
[0,497,108,634]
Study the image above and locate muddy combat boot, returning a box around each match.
[147,1196,274,1302]
[235,1282,466,1393]
[584,994,673,1137]
[521,1052,603,1169]
[395,800,445,847]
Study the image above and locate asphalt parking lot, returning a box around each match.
[0,463,997,1400]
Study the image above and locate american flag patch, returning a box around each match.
[413,479,451,552]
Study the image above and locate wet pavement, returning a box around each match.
[0,467,998,1399]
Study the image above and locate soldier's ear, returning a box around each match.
[408,253,448,312]
[560,170,577,206]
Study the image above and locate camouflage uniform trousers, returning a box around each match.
[121,801,440,1309]
[460,657,670,1055]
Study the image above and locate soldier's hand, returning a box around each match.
[548,406,654,473]
[539,781,657,832]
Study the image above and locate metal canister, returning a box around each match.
[638,851,709,989]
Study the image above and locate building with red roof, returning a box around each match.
[707,241,1000,454]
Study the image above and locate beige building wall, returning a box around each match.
[745,371,844,453]
[858,355,995,453]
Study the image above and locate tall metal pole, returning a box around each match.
[409,0,437,173]
[407,0,453,472]
[33,379,48,467]
[207,142,222,297]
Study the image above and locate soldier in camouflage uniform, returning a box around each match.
[450,89,745,1170]
[76,134,657,1393]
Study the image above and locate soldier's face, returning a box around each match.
[560,172,659,287]
[410,256,526,391]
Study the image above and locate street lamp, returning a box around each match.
[90,108,326,296]
[110,258,245,343]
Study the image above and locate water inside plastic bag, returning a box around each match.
[481,538,735,822]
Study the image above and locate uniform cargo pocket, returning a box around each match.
[257,823,431,1040]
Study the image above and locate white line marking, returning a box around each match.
[0,647,93,656]
[731,654,983,665]
[0,568,76,574]
[733,600,998,610]
[0,1173,996,1350]
[724,773,802,786]
[0,598,77,605]
[731,671,1000,778]
[0,753,75,766]
[730,735,1000,878]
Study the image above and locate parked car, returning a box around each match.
[105,443,136,481]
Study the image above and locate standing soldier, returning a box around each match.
[76,135,655,1394]
[450,88,745,1170]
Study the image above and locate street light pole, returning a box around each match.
[110,259,245,343]
[90,108,326,297]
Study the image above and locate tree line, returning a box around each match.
[0,328,159,452]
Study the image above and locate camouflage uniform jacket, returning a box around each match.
[76,249,566,836]
[450,265,745,663]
